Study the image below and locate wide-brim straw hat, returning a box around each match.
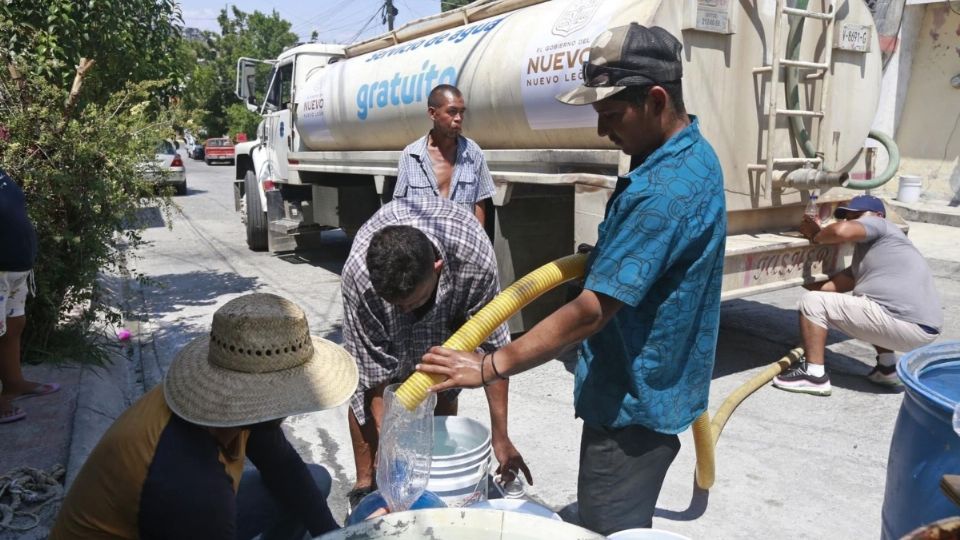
[164,293,359,427]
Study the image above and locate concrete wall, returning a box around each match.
[883,3,960,202]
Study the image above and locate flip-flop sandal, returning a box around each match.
[13,382,61,401]
[0,406,26,424]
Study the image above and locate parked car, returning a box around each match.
[140,139,187,195]
[204,138,235,166]
[183,134,200,159]
[188,140,205,160]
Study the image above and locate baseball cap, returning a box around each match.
[834,195,886,219]
[556,23,683,106]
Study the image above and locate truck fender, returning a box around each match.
[235,143,277,214]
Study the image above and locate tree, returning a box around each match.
[0,2,180,357]
[0,0,184,104]
[180,7,299,138]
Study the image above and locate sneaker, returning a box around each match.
[867,363,902,387]
[773,361,832,396]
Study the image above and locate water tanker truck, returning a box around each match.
[233,0,898,331]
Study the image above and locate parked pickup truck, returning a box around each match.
[204,138,235,166]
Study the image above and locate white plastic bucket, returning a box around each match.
[897,174,922,203]
[428,416,492,507]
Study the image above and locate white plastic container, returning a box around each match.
[428,416,492,507]
[897,175,923,203]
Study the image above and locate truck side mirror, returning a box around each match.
[236,57,266,112]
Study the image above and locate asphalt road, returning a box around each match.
[126,152,960,538]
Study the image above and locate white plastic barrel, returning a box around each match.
[896,174,922,203]
[428,416,492,507]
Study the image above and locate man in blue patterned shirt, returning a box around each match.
[392,85,496,224]
[418,24,726,535]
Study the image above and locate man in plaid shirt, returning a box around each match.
[392,85,495,224]
[341,197,529,507]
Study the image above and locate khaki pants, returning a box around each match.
[799,291,937,353]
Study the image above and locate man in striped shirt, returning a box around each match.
[392,85,495,224]
[341,197,528,507]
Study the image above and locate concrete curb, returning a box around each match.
[64,276,140,489]
[888,199,960,228]
[64,356,131,488]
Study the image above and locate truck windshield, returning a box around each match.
[265,63,293,111]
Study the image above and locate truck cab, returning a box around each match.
[235,44,345,251]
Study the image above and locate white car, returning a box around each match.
[141,140,187,195]
[183,134,202,160]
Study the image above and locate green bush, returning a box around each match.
[225,102,261,140]
[0,70,175,360]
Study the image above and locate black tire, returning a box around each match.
[175,182,187,196]
[244,170,268,251]
[205,158,211,166]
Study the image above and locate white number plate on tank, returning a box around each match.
[836,23,871,52]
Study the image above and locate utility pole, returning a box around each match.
[385,0,398,30]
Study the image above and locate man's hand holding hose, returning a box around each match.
[418,347,533,484]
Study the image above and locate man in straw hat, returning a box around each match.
[341,196,530,508]
[50,293,358,539]
[417,24,726,534]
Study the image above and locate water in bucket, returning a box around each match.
[428,416,492,507]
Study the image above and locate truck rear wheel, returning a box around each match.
[244,170,267,251]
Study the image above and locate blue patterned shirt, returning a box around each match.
[575,117,726,434]
[393,134,496,209]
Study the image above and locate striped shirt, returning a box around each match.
[341,198,508,424]
[392,134,496,209]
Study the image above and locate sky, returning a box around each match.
[180,0,452,44]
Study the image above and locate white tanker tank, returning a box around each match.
[235,0,898,330]
[294,0,887,212]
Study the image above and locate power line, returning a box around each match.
[347,6,385,43]
[288,0,354,37]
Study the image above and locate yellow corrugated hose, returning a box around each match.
[394,252,803,490]
[692,347,803,489]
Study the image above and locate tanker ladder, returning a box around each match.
[749,0,838,196]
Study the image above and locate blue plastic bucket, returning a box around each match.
[881,341,960,539]
[346,490,446,525]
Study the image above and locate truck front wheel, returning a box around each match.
[244,170,268,251]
